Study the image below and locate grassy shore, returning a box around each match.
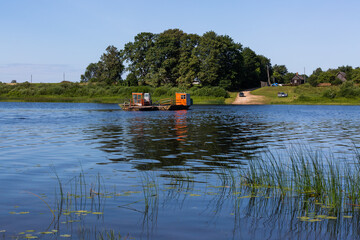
[0,83,233,104]
[251,84,360,105]
[2,82,360,105]
[0,95,231,105]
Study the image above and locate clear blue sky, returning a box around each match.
[1,0,359,83]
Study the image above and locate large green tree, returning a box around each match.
[98,45,124,85]
[242,47,261,88]
[86,29,278,90]
[81,45,124,85]
[196,31,243,90]
[81,63,99,83]
[122,32,157,85]
[177,33,201,88]
[147,29,185,87]
[272,64,288,83]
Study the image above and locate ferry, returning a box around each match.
[119,92,192,111]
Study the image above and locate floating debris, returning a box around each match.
[60,234,71,237]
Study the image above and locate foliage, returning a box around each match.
[190,86,229,98]
[337,81,360,98]
[306,66,360,86]
[83,29,276,90]
[351,68,360,83]
[322,89,337,99]
[241,48,270,89]
[272,64,288,84]
[0,83,229,103]
[81,46,124,85]
[252,84,360,105]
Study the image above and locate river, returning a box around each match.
[1,102,360,239]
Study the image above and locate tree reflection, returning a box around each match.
[84,109,270,171]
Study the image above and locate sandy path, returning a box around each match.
[232,90,266,105]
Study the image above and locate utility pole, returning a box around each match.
[267,65,271,86]
[304,67,306,83]
[31,74,32,83]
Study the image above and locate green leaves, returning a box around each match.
[81,46,124,85]
[82,29,275,90]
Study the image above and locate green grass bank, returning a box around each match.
[251,82,360,105]
[0,82,236,104]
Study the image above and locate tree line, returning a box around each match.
[307,66,360,86]
[81,29,273,91]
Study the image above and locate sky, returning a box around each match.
[0,0,359,83]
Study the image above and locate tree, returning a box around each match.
[307,67,323,86]
[284,72,295,84]
[81,46,124,85]
[338,65,353,80]
[272,64,288,83]
[124,72,139,86]
[242,47,261,88]
[351,68,360,83]
[98,45,124,85]
[177,33,201,88]
[149,29,185,86]
[81,63,99,83]
[257,55,271,84]
[122,32,157,85]
[196,31,243,90]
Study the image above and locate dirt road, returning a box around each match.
[232,90,266,105]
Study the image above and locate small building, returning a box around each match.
[291,73,305,86]
[336,72,347,82]
[260,81,269,87]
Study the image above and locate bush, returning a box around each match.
[330,79,343,86]
[152,86,169,97]
[297,94,309,101]
[322,89,337,99]
[338,81,360,98]
[192,86,228,98]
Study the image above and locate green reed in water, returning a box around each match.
[238,148,360,211]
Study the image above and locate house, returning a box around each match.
[291,73,305,86]
[336,72,347,82]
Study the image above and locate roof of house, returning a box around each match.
[336,72,346,77]
[292,73,304,81]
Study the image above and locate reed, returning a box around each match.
[234,148,360,212]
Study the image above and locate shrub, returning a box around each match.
[297,94,309,101]
[330,79,343,86]
[322,89,337,99]
[338,81,360,98]
[192,86,228,98]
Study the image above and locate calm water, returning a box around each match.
[1,102,360,239]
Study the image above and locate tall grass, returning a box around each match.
[235,148,360,212]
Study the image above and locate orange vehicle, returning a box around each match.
[119,92,192,111]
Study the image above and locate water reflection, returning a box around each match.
[84,109,269,171]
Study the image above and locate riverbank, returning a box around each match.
[231,89,266,105]
[3,82,360,105]
[0,83,234,104]
[0,95,232,104]
[250,84,360,105]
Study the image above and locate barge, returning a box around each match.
[119,92,192,111]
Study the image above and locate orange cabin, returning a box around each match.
[132,93,144,106]
[132,93,152,106]
[175,93,191,106]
